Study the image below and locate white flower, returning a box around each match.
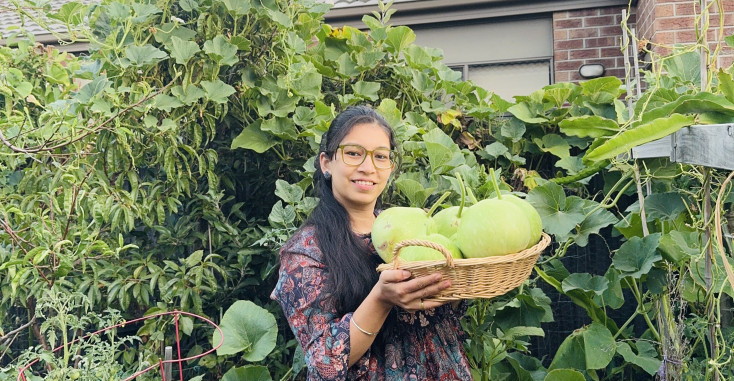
[171,16,185,24]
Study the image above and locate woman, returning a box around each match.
[271,105,472,380]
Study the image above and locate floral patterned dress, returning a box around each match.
[271,226,473,381]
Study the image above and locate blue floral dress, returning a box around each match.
[271,226,473,381]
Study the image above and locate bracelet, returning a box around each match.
[351,316,377,336]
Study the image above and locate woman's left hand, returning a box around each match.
[374,270,452,312]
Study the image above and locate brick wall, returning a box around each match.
[553,7,634,83]
[635,0,734,69]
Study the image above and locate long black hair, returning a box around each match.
[306,105,397,316]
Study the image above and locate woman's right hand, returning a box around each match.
[374,270,452,312]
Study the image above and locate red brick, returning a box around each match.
[584,15,616,27]
[575,9,601,17]
[675,3,694,16]
[719,56,734,68]
[676,30,697,44]
[657,16,696,31]
[586,36,618,48]
[600,7,626,16]
[570,28,600,39]
[598,57,618,68]
[554,50,570,61]
[556,39,584,49]
[600,25,623,37]
[556,59,585,71]
[601,46,624,58]
[554,11,571,20]
[555,71,571,82]
[571,49,601,59]
[555,30,569,40]
[555,18,583,28]
[655,4,675,17]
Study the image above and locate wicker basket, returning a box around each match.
[376,233,551,301]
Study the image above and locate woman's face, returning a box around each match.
[320,122,394,214]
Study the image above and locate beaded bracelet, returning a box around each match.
[351,316,377,336]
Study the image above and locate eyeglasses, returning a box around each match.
[337,144,395,169]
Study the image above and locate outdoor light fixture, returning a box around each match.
[578,63,606,79]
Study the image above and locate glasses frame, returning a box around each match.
[337,144,395,169]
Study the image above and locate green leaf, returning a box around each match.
[203,36,238,66]
[49,2,87,25]
[268,201,296,226]
[274,180,303,204]
[74,75,110,104]
[395,174,435,208]
[261,117,297,140]
[559,115,619,138]
[549,322,615,371]
[179,0,199,12]
[562,273,609,296]
[171,85,205,105]
[168,36,201,64]
[221,365,272,381]
[179,316,193,336]
[616,342,662,376]
[153,94,184,111]
[220,0,252,15]
[213,300,277,360]
[585,114,695,162]
[231,121,278,153]
[335,52,359,77]
[423,128,462,175]
[612,233,662,278]
[626,192,687,221]
[717,69,734,103]
[580,76,624,104]
[482,142,509,159]
[201,80,236,104]
[533,134,570,159]
[545,369,585,381]
[154,23,197,46]
[566,198,618,246]
[185,250,203,267]
[500,118,526,142]
[385,26,415,54]
[352,81,381,101]
[507,102,549,124]
[526,182,585,237]
[658,230,700,264]
[124,45,168,67]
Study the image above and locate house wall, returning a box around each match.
[552,6,635,83]
[635,0,734,69]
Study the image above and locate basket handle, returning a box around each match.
[392,239,456,269]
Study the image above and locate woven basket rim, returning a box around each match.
[376,232,551,272]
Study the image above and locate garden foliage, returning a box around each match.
[1,0,733,380]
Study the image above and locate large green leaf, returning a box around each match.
[201,80,236,104]
[562,273,609,296]
[580,76,624,104]
[124,45,168,67]
[49,1,87,24]
[203,35,238,66]
[74,75,110,104]
[221,365,272,381]
[423,128,462,175]
[625,192,687,222]
[559,115,619,138]
[569,198,618,247]
[585,114,695,162]
[545,369,585,381]
[231,121,278,153]
[261,117,298,140]
[168,36,201,64]
[616,342,661,376]
[213,300,277,361]
[612,233,662,279]
[658,230,700,264]
[533,134,570,159]
[549,322,615,371]
[385,26,415,54]
[526,182,585,238]
[220,0,252,15]
[353,81,381,101]
[274,180,304,204]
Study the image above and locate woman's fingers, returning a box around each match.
[377,270,453,311]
